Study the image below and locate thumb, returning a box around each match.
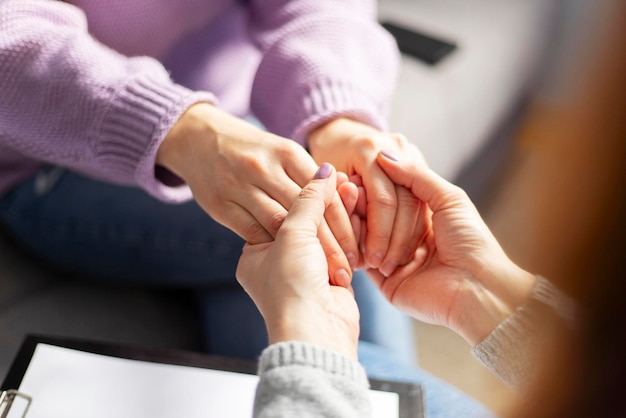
[278,163,337,239]
[376,150,468,213]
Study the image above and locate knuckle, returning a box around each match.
[397,188,420,209]
[279,140,305,159]
[299,184,325,203]
[373,192,397,211]
[447,184,470,202]
[433,184,470,210]
[323,242,344,262]
[389,133,406,148]
[327,193,344,212]
[243,154,268,176]
[358,136,379,153]
[268,211,286,234]
[242,220,269,242]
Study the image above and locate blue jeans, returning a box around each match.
[359,342,495,418]
[0,167,415,360]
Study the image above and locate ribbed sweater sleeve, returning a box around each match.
[255,341,371,418]
[0,0,216,202]
[471,276,577,388]
[247,0,400,145]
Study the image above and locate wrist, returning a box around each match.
[455,260,537,346]
[266,303,359,361]
[156,102,218,182]
[307,117,379,162]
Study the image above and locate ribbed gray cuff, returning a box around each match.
[471,276,576,388]
[258,341,369,387]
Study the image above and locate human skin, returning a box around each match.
[236,152,537,358]
[308,118,430,278]
[236,163,360,360]
[368,151,537,345]
[156,103,357,286]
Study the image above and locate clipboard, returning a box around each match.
[1,335,424,418]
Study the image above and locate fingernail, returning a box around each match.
[314,162,332,179]
[368,252,384,269]
[336,269,351,287]
[381,150,399,161]
[380,260,398,277]
[347,252,358,269]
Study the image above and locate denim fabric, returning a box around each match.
[359,341,497,418]
[0,167,415,361]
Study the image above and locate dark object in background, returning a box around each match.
[382,21,457,65]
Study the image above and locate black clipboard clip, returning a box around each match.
[0,390,32,418]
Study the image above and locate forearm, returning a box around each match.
[254,341,371,418]
[453,260,538,347]
[0,0,214,201]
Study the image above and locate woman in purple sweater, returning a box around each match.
[0,0,426,360]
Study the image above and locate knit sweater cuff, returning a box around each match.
[258,341,369,388]
[290,81,389,146]
[98,74,216,202]
[471,276,576,388]
[249,12,399,145]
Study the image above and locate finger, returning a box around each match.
[350,213,361,247]
[369,240,432,306]
[345,175,367,218]
[325,191,360,269]
[318,220,352,287]
[355,185,367,218]
[376,150,472,214]
[279,163,337,238]
[348,174,363,187]
[235,241,272,290]
[337,181,359,216]
[337,171,350,185]
[336,179,363,255]
[281,163,353,285]
[278,160,359,266]
[207,198,275,244]
[285,161,359,269]
[234,186,290,242]
[406,199,433,264]
[379,186,421,277]
[362,163,398,269]
[359,218,367,259]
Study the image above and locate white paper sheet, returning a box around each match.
[16,344,398,418]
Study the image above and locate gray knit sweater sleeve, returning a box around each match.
[471,276,577,388]
[254,341,371,418]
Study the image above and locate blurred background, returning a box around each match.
[378,0,620,413]
[1,0,622,415]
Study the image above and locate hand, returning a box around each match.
[368,151,537,345]
[308,118,429,277]
[235,163,360,360]
[156,104,358,285]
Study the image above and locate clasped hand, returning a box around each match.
[237,152,536,359]
[157,103,358,287]
[308,118,430,278]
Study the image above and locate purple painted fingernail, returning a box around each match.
[314,162,332,179]
[381,150,399,161]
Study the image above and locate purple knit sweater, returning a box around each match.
[0,0,399,202]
